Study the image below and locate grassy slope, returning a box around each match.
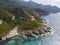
[0,21,14,37]
[0,5,45,37]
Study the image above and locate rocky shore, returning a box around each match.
[18,26,54,40]
[1,18,54,41]
[2,26,53,41]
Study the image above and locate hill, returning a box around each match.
[0,0,60,15]
[0,0,54,39]
[0,4,44,37]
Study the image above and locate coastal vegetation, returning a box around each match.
[0,4,47,38]
[18,20,40,30]
[0,21,14,37]
[0,0,54,41]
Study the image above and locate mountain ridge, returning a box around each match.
[0,0,60,15]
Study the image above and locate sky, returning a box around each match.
[23,0,60,8]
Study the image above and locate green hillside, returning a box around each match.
[0,5,45,37]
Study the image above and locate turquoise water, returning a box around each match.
[1,13,60,45]
[3,36,50,45]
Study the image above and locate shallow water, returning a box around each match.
[1,13,60,45]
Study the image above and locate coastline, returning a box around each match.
[1,17,54,41]
[19,17,54,40]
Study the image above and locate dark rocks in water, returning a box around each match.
[44,27,52,32]
[47,27,52,32]
[0,37,2,40]
[47,27,51,29]
[32,31,39,35]
[38,30,45,34]
[25,33,35,38]
[20,27,53,40]
[44,29,48,32]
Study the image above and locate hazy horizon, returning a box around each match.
[23,0,60,8]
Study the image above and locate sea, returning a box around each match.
[1,13,60,45]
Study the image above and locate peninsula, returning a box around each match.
[0,0,54,40]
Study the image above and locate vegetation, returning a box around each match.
[18,20,40,30]
[0,7,13,20]
[0,5,45,37]
[0,21,14,37]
